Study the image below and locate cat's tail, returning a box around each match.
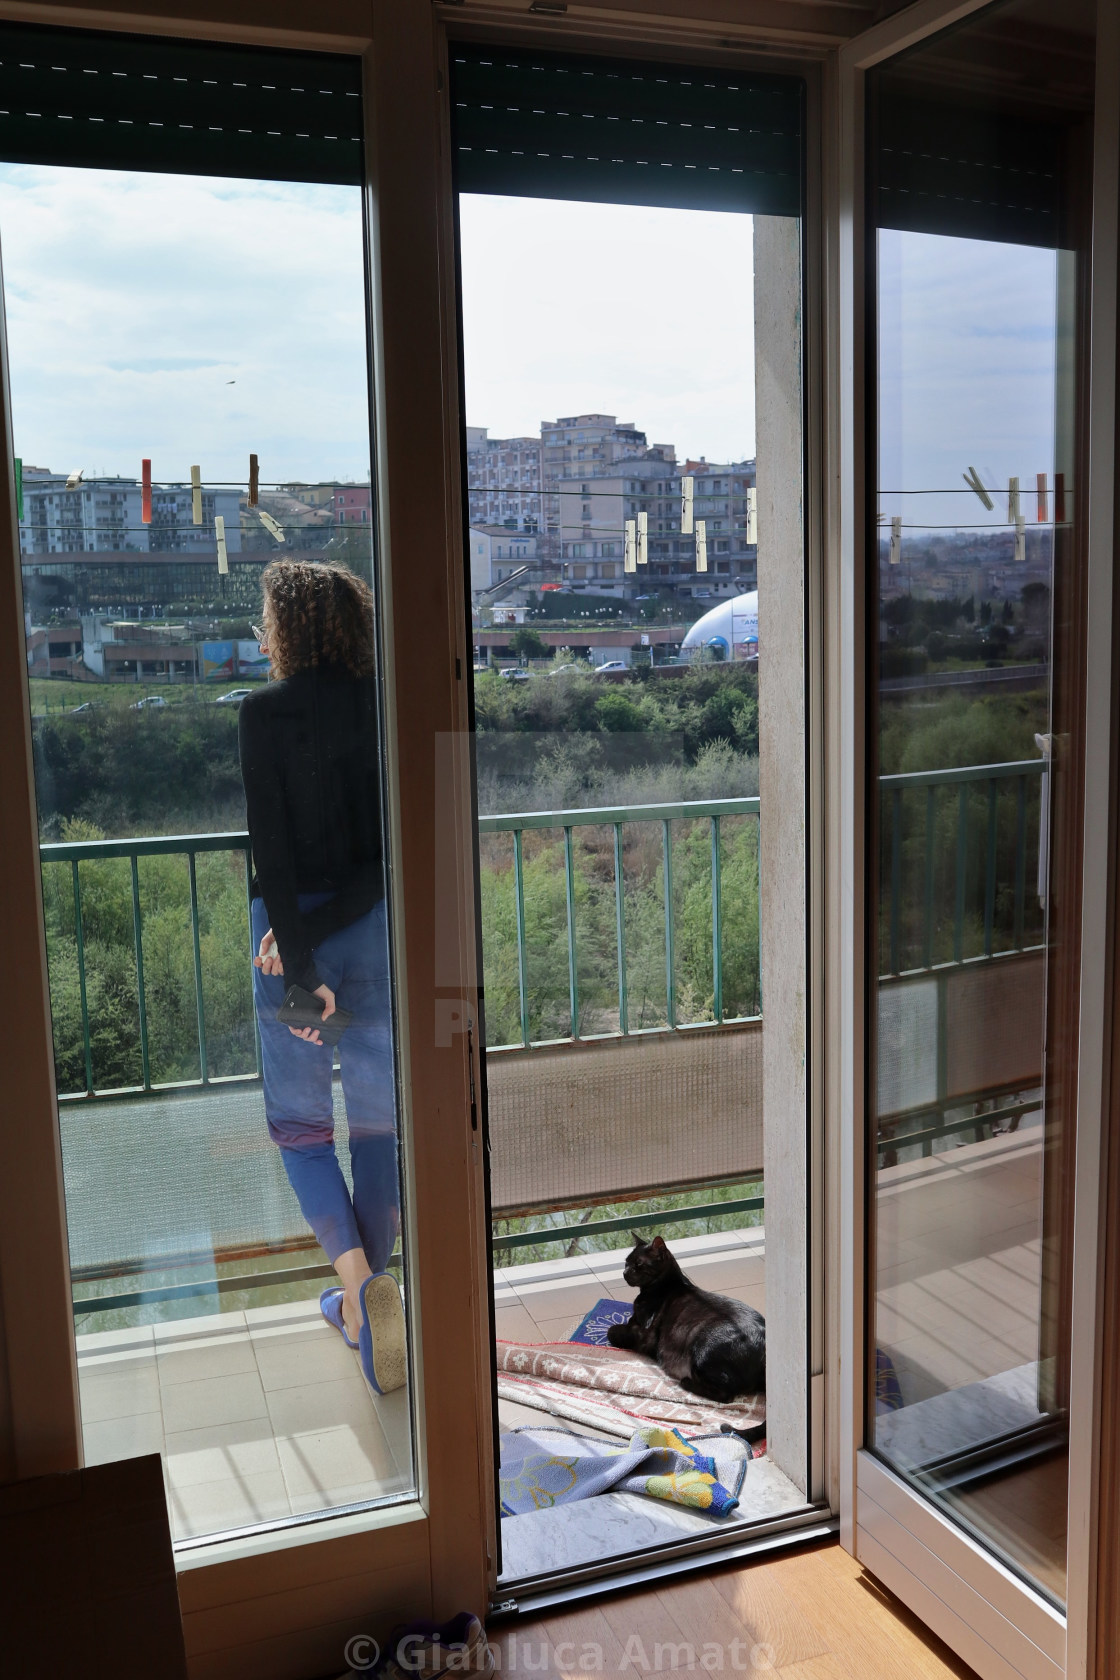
[720,1420,767,1446]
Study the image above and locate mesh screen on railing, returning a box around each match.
[450,42,803,215]
[0,22,362,183]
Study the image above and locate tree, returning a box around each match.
[511,627,547,662]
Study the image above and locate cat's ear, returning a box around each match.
[650,1235,666,1251]
[630,1230,646,1247]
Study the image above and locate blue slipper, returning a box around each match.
[319,1286,358,1349]
[357,1272,407,1394]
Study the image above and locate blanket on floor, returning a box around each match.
[499,1424,743,1518]
[495,1340,766,1441]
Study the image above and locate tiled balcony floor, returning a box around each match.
[77,1299,413,1542]
[75,1227,765,1547]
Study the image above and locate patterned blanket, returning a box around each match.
[499,1424,744,1518]
[496,1339,766,1440]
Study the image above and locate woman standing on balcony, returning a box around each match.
[238,558,405,1396]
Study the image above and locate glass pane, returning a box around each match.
[12,155,414,1543]
[457,59,810,1571]
[868,0,1095,1607]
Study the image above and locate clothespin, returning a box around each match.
[65,468,83,491]
[14,457,22,522]
[1055,472,1066,524]
[248,453,259,508]
[889,516,902,565]
[746,487,757,545]
[141,459,152,524]
[1014,516,1026,563]
[215,514,228,575]
[624,519,637,573]
[637,509,648,566]
[257,509,285,544]
[695,518,708,573]
[680,475,694,536]
[963,466,993,511]
[191,465,202,526]
[1036,473,1047,523]
[1007,477,1020,524]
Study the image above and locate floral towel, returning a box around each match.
[496,1339,766,1438]
[499,1423,743,1518]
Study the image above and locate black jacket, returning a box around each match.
[238,664,384,991]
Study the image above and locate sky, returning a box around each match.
[459,195,756,464]
[0,164,1062,529]
[877,229,1060,537]
[0,164,372,485]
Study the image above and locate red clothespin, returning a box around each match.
[141,458,152,525]
[1036,473,1047,523]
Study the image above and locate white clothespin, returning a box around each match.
[680,475,694,536]
[215,514,228,575]
[191,465,202,526]
[1007,477,1020,524]
[695,518,708,573]
[1014,515,1026,562]
[637,509,648,566]
[257,509,285,544]
[963,466,994,511]
[624,519,637,573]
[889,516,902,565]
[65,468,83,491]
[746,486,757,545]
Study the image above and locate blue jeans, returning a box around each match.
[252,893,399,1270]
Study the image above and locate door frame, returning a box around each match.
[0,3,495,1674]
[830,4,1120,1679]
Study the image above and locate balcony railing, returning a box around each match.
[39,759,1046,1315]
[39,763,1047,1103]
[880,757,1046,976]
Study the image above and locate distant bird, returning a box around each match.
[65,468,83,490]
[226,380,236,385]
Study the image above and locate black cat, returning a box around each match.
[606,1233,766,1405]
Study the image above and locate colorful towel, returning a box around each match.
[499,1423,742,1518]
[496,1339,765,1440]
[569,1297,634,1347]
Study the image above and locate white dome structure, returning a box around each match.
[680,591,759,663]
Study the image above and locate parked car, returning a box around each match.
[548,663,583,678]
[593,660,628,675]
[129,695,169,710]
[69,700,98,715]
[499,666,532,682]
[214,688,253,706]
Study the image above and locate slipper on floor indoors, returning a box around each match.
[358,1272,408,1395]
[319,1286,359,1350]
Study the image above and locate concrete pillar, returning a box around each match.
[755,214,807,1493]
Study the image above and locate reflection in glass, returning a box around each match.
[12,160,414,1542]
[868,0,1095,1606]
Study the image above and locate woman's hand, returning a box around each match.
[254,929,284,977]
[288,982,337,1047]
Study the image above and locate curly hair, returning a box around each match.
[261,560,376,680]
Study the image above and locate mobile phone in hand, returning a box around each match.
[276,985,353,1047]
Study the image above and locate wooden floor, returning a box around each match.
[488,1541,979,1680]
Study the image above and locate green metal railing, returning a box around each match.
[477,795,761,1047]
[880,757,1046,977]
[40,830,258,1100]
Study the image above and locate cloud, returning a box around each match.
[459,195,756,464]
[0,164,371,483]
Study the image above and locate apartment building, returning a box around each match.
[465,426,543,533]
[19,470,242,556]
[557,457,758,596]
